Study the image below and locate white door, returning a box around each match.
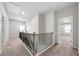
[0,13,2,54]
[58,16,73,47]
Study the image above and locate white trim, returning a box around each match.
[78,3,79,54]
[71,16,73,48]
[36,43,54,56]
[19,39,33,56]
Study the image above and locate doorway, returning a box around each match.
[58,16,73,47]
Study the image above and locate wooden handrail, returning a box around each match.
[34,32,53,35]
[20,32,53,35]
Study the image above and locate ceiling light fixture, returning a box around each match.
[21,11,24,15]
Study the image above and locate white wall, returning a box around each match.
[0,2,9,44]
[27,15,39,34]
[38,10,55,33]
[27,10,55,34]
[0,14,2,40]
[38,14,46,33]
[45,10,55,33]
[56,4,78,48]
[9,19,25,39]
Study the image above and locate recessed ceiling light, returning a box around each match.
[21,11,24,15]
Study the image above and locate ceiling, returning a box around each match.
[5,2,77,21]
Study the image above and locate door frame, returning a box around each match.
[0,13,2,54]
[58,16,73,47]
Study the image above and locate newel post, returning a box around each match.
[33,32,35,55]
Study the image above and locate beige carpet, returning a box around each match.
[1,38,31,56]
[39,36,78,56]
[39,44,78,56]
[0,37,78,56]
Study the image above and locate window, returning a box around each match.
[19,25,26,32]
[64,24,71,33]
[60,17,71,24]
